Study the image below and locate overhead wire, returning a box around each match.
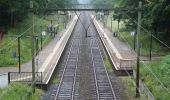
[141,61,170,94]
[0,17,44,52]
[0,1,57,98]
[116,11,170,94]
[0,0,62,52]
[125,14,170,50]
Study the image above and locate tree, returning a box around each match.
[92,0,114,9]
[0,0,73,29]
[113,0,170,44]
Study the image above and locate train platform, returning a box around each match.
[0,15,78,85]
[93,15,136,71]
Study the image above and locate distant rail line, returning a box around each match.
[42,12,117,100]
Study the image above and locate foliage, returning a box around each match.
[104,58,113,72]
[0,0,73,28]
[0,83,43,100]
[105,13,168,56]
[91,0,114,9]
[0,13,65,67]
[141,55,170,99]
[113,0,170,44]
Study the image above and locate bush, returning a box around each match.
[0,83,43,100]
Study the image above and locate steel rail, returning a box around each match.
[96,39,117,100]
[89,13,117,99]
[90,40,100,100]
[54,37,80,100]
[54,40,74,99]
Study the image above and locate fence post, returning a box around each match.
[41,72,43,83]
[8,72,10,84]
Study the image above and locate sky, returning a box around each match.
[78,0,90,4]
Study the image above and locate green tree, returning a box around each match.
[92,0,114,9]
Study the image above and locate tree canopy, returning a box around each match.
[91,0,114,9]
[0,0,74,28]
[115,0,170,43]
[91,0,170,44]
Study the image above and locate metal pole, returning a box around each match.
[103,15,105,28]
[40,27,43,50]
[118,20,120,34]
[150,33,153,61]
[136,1,142,97]
[54,28,56,38]
[58,17,60,30]
[30,0,35,93]
[111,17,113,32]
[134,32,136,50]
[35,36,38,55]
[85,30,87,38]
[64,15,66,29]
[57,17,59,24]
[18,36,21,73]
[63,16,64,27]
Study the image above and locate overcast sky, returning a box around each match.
[78,0,90,4]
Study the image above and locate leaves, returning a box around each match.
[0,0,72,27]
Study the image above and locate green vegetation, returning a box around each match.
[91,0,113,8]
[118,31,169,56]
[141,55,170,99]
[92,0,170,99]
[113,0,170,45]
[120,77,147,100]
[0,0,73,27]
[103,13,169,56]
[0,0,74,67]
[51,78,60,84]
[104,58,113,72]
[0,13,69,67]
[0,83,43,100]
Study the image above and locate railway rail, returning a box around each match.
[54,30,80,100]
[42,11,122,100]
[90,35,116,100]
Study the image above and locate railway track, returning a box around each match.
[87,16,116,99]
[51,18,81,100]
[42,12,121,100]
[90,38,116,100]
[54,38,80,100]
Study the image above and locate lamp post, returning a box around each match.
[18,36,21,73]
[34,35,39,55]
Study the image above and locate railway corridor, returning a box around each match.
[42,12,124,100]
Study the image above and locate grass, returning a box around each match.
[101,12,170,99]
[0,13,69,67]
[117,31,169,56]
[119,76,148,100]
[104,58,113,72]
[103,13,169,56]
[0,83,43,100]
[140,55,170,99]
[51,78,60,84]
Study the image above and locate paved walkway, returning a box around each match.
[0,18,73,74]
[93,16,136,70]
[93,16,164,70]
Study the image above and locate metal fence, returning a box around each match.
[133,71,155,100]
[8,72,42,84]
